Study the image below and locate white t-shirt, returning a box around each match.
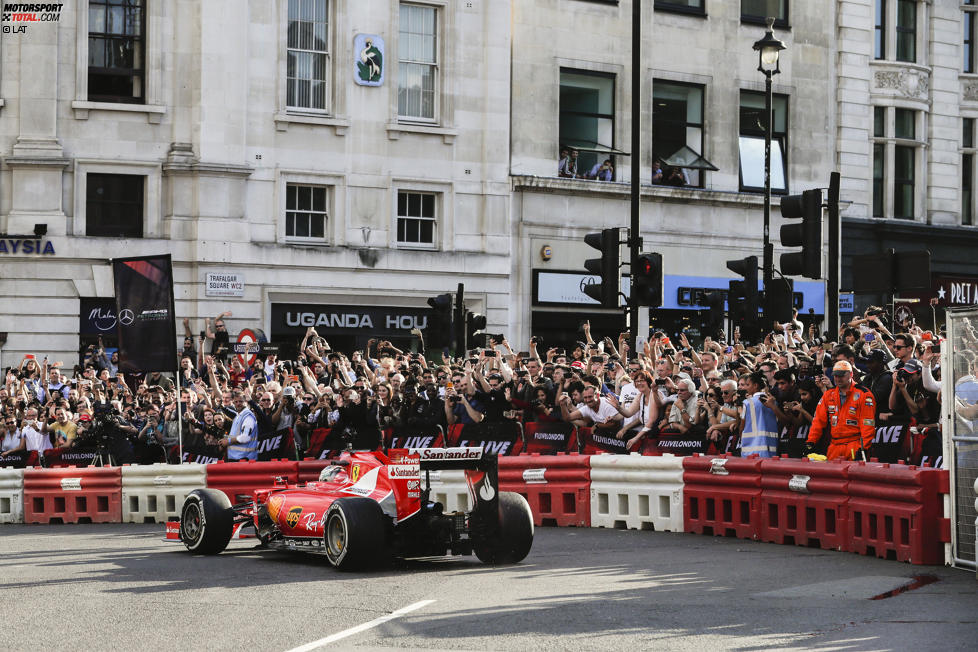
[577,398,619,425]
[22,424,52,452]
[619,383,640,409]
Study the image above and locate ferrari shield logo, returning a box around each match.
[351,464,361,483]
[286,506,302,528]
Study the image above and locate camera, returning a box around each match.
[897,368,911,383]
[654,378,666,386]
[485,351,496,358]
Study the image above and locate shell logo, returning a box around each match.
[267,495,285,521]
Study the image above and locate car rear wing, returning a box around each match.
[400,446,497,472]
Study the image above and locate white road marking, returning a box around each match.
[284,599,436,651]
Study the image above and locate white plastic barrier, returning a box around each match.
[426,469,471,513]
[589,453,684,532]
[0,468,25,524]
[121,463,207,523]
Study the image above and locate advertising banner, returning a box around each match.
[112,255,177,374]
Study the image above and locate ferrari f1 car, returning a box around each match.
[169,447,534,569]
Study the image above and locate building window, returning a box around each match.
[287,0,330,111]
[559,69,616,179]
[966,2,977,73]
[655,0,705,15]
[86,174,144,238]
[396,191,437,247]
[741,0,788,27]
[88,0,144,103]
[872,106,922,220]
[875,0,886,60]
[652,80,705,188]
[895,0,916,62]
[876,0,919,62]
[738,90,788,193]
[285,184,329,241]
[963,117,975,226]
[398,3,438,121]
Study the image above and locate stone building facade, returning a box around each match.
[0,0,511,364]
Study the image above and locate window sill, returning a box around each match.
[387,122,457,145]
[71,100,166,124]
[395,242,438,251]
[284,238,330,247]
[274,112,349,136]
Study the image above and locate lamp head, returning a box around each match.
[752,17,786,74]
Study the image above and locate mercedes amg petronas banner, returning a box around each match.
[112,255,177,373]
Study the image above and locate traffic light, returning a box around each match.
[703,290,725,339]
[426,293,453,350]
[765,278,794,323]
[465,311,488,350]
[631,252,663,307]
[583,227,620,309]
[727,256,759,341]
[779,188,822,279]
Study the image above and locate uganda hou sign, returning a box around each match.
[206,272,244,297]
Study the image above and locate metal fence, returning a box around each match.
[944,307,978,570]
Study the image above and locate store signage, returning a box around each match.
[205,272,244,297]
[532,270,824,313]
[838,293,854,313]
[895,274,978,308]
[80,298,118,335]
[0,238,55,254]
[271,303,430,336]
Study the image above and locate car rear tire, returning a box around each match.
[474,492,534,565]
[323,497,390,570]
[180,489,234,555]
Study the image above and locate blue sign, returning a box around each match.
[664,274,825,314]
[838,293,854,313]
[0,238,55,254]
[354,34,384,86]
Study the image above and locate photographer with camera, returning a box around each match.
[444,373,485,426]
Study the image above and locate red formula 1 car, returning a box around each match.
[169,447,533,570]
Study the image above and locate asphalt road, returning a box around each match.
[1,523,975,651]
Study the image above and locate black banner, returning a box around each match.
[257,429,296,461]
[43,448,98,467]
[80,297,118,335]
[456,421,522,456]
[180,448,223,464]
[524,421,576,454]
[386,425,445,450]
[581,428,630,454]
[0,452,28,468]
[647,430,708,456]
[271,302,431,337]
[113,255,177,374]
[870,423,910,463]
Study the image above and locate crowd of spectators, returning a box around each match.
[556,148,689,187]
[0,304,947,466]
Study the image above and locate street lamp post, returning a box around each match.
[752,17,786,321]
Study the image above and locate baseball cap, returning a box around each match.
[79,414,92,422]
[902,359,922,374]
[570,361,585,370]
[832,360,853,374]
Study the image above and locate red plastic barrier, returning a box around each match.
[498,454,590,527]
[682,455,763,539]
[759,457,850,551]
[205,459,299,503]
[847,461,951,564]
[23,466,122,524]
[297,458,331,484]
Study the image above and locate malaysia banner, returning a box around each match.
[112,255,177,373]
